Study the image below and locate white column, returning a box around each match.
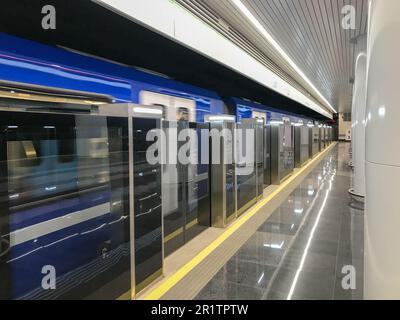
[365,0,400,299]
[352,35,367,197]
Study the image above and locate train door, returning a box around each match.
[139,91,208,256]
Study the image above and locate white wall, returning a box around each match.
[365,0,400,299]
[351,35,367,197]
[339,113,351,141]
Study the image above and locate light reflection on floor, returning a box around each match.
[196,143,364,300]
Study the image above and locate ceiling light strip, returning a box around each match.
[231,0,337,113]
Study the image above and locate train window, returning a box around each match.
[151,103,167,119]
[58,138,76,163]
[177,107,189,121]
[0,111,131,300]
[7,140,42,167]
[140,91,196,122]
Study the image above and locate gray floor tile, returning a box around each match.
[195,143,364,300]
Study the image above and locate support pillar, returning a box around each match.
[365,0,400,299]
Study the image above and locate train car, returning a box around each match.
[0,33,225,121]
[0,33,226,299]
[0,33,326,299]
[227,97,313,187]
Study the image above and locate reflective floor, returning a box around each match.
[196,143,364,300]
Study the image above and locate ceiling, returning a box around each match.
[182,0,368,113]
[0,0,331,120]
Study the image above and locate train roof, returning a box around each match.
[229,97,313,123]
[0,32,222,101]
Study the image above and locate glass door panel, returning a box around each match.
[162,121,186,256]
[185,122,210,243]
[280,123,294,180]
[162,121,211,256]
[0,111,130,300]
[236,121,256,216]
[132,117,163,293]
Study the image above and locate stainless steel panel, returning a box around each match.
[271,123,294,184]
[263,125,271,187]
[299,126,310,166]
[255,121,264,198]
[294,126,301,168]
[318,128,323,151]
[209,121,236,228]
[308,127,313,159]
[270,124,280,185]
[280,123,294,180]
[236,119,257,215]
[312,126,320,156]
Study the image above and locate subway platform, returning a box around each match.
[140,142,363,300]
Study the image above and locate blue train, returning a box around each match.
[0,32,316,299]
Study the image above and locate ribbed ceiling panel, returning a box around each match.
[177,0,368,113]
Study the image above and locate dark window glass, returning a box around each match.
[0,111,130,300]
[133,117,162,292]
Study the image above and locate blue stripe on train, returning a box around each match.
[9,208,127,298]
[0,32,225,121]
[10,191,111,230]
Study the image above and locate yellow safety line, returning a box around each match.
[143,143,337,300]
